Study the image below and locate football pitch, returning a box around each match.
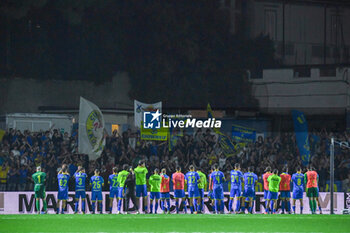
[0,214,349,233]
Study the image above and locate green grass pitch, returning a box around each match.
[1,214,349,232]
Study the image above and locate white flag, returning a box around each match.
[134,100,162,128]
[79,97,106,160]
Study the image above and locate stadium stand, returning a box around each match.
[0,128,349,192]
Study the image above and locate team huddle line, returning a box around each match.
[31,161,322,215]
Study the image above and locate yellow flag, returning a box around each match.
[0,129,5,142]
[141,122,168,141]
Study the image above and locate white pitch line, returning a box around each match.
[26,232,347,233]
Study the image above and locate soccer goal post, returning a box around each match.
[329,137,350,214]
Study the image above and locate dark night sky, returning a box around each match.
[0,0,277,107]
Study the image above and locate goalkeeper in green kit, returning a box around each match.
[32,166,47,214]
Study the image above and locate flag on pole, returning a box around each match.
[207,103,235,157]
[134,100,162,128]
[168,120,185,151]
[78,97,106,160]
[207,103,221,134]
[292,110,311,166]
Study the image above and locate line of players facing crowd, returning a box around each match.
[31,161,322,215]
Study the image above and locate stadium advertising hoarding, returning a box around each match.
[346,192,350,209]
[0,192,346,214]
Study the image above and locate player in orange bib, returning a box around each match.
[279,167,291,214]
[262,166,272,214]
[160,168,170,214]
[304,166,319,214]
[172,166,187,214]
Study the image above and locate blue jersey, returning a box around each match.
[74,172,87,191]
[243,172,258,189]
[211,171,225,187]
[230,170,243,189]
[185,171,200,188]
[58,173,70,192]
[292,172,304,191]
[108,173,119,191]
[90,176,104,192]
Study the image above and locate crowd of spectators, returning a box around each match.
[0,127,349,192]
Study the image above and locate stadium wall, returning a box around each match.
[0,192,346,214]
[250,67,350,115]
[246,1,350,65]
[0,72,132,114]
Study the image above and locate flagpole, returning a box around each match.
[330,137,334,215]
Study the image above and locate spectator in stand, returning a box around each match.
[342,173,350,192]
[0,126,349,192]
[18,165,28,191]
[8,165,19,191]
[0,162,9,191]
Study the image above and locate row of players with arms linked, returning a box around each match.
[31,161,321,214]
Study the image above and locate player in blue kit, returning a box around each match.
[292,166,304,214]
[208,166,215,213]
[185,165,200,214]
[229,163,243,213]
[108,167,119,214]
[57,166,70,214]
[210,164,225,214]
[241,166,258,214]
[90,169,104,214]
[74,166,87,214]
